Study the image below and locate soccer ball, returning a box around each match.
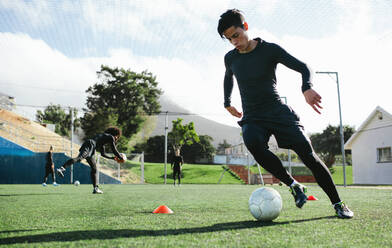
[116,153,127,163]
[120,153,127,161]
[249,187,283,221]
[74,180,80,186]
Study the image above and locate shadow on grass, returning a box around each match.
[0,216,335,245]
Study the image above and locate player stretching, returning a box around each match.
[217,9,353,218]
[171,149,184,186]
[57,127,123,194]
[42,145,59,186]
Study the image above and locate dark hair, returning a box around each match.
[104,126,121,137]
[217,9,245,38]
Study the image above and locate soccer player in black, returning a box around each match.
[57,127,123,194]
[171,149,184,186]
[217,9,353,218]
[42,145,59,186]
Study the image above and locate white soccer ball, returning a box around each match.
[120,153,127,161]
[74,180,80,186]
[249,187,283,221]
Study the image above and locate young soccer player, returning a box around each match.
[57,127,123,194]
[217,9,353,218]
[42,145,59,186]
[171,149,184,186]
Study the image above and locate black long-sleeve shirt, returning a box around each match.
[92,133,122,160]
[45,151,53,166]
[171,156,184,169]
[223,38,313,125]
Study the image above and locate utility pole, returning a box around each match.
[164,111,168,184]
[70,107,74,184]
[316,71,347,187]
[281,96,292,174]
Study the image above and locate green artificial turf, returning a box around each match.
[0,184,391,247]
[128,162,243,184]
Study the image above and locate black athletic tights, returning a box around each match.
[62,155,98,188]
[243,127,341,205]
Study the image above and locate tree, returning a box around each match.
[133,135,167,162]
[81,65,162,139]
[310,125,355,168]
[168,118,199,154]
[182,135,216,163]
[36,104,80,137]
[216,139,231,154]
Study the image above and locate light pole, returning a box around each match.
[315,71,347,187]
[164,111,168,184]
[280,96,292,174]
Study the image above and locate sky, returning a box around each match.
[0,0,391,135]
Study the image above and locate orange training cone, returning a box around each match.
[152,205,173,214]
[307,195,318,201]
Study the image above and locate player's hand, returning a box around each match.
[225,106,242,118]
[114,156,125,163]
[303,89,322,114]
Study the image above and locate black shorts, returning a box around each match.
[78,139,96,159]
[239,104,309,149]
[45,164,54,174]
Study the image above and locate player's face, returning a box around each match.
[223,26,249,52]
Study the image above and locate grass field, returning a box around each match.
[127,162,353,185]
[1,184,391,247]
[128,162,243,184]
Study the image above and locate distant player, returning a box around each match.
[42,145,59,186]
[171,149,184,186]
[57,127,123,194]
[217,9,353,218]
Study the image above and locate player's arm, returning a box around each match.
[223,55,242,118]
[100,146,115,159]
[108,137,123,160]
[273,44,322,114]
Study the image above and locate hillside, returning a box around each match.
[150,96,243,147]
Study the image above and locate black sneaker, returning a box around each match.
[56,168,65,178]
[290,183,308,208]
[334,202,354,219]
[92,186,103,194]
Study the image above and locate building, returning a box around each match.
[344,106,392,185]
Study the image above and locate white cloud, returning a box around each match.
[1,1,391,134]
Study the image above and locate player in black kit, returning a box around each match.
[42,145,59,186]
[218,9,353,218]
[57,127,123,194]
[171,149,184,186]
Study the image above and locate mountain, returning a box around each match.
[149,96,242,147]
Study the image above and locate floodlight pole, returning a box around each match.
[70,107,74,184]
[164,111,168,184]
[281,96,292,174]
[316,71,346,187]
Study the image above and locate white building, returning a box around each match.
[344,106,392,185]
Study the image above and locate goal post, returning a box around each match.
[96,152,145,184]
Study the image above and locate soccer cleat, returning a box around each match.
[334,202,354,219]
[53,182,59,186]
[42,183,47,187]
[56,168,65,178]
[92,186,103,194]
[290,183,308,208]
